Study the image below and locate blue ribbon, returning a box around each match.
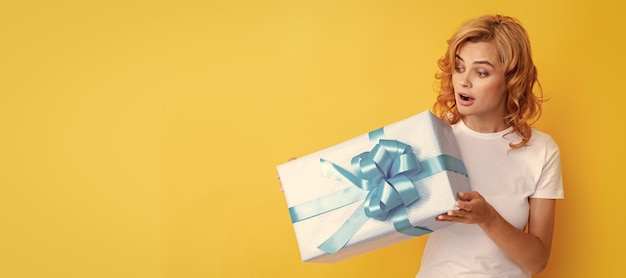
[288,127,468,254]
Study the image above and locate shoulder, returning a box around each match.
[529,128,559,151]
[522,128,561,163]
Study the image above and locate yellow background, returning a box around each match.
[1,0,623,277]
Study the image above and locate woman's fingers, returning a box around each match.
[277,157,297,192]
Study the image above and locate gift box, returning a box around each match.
[276,110,470,263]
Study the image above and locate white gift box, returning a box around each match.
[277,110,470,263]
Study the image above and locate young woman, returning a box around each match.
[278,14,563,277]
[416,14,564,277]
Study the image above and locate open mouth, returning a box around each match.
[460,94,472,101]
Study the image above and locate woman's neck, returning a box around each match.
[461,115,508,133]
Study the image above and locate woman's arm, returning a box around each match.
[437,192,556,274]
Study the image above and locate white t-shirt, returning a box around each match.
[416,120,564,278]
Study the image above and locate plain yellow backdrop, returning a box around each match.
[1,0,624,277]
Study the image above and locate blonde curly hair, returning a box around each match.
[433,14,543,149]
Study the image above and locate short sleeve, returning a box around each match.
[530,135,564,199]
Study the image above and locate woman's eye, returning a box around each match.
[454,67,464,73]
[477,71,488,77]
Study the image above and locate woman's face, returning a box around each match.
[452,42,507,128]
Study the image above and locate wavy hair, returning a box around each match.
[433,14,543,149]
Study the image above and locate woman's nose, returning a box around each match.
[459,77,471,88]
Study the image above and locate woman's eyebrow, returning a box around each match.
[455,54,495,68]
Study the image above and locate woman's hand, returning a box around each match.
[436,190,557,274]
[277,157,297,192]
[436,191,497,225]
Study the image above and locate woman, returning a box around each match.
[416,14,564,277]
